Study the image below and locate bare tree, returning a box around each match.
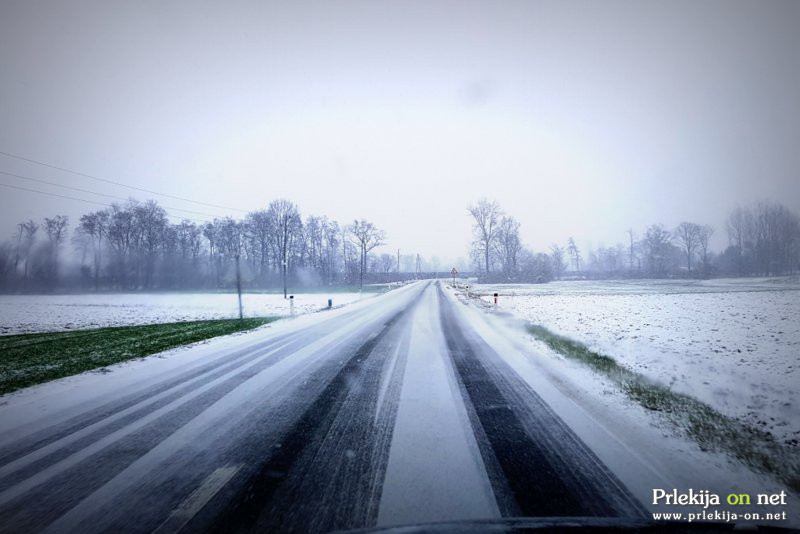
[725,205,751,275]
[467,199,502,274]
[107,203,136,288]
[341,225,355,283]
[18,220,39,283]
[305,216,325,275]
[675,221,702,272]
[589,244,625,275]
[0,243,13,287]
[518,249,553,282]
[202,221,221,287]
[698,225,714,275]
[43,215,69,285]
[348,219,386,289]
[174,220,202,287]
[749,201,800,276]
[132,201,167,288]
[725,202,798,276]
[245,210,273,281]
[549,244,566,280]
[494,216,522,278]
[378,253,395,273]
[567,237,582,272]
[216,217,243,259]
[77,210,109,290]
[267,199,301,298]
[642,224,672,276]
[321,218,340,285]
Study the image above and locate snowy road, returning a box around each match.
[0,281,646,533]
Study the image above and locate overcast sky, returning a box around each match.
[1,0,799,266]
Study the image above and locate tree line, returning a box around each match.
[468,199,800,282]
[0,198,393,292]
[467,199,553,283]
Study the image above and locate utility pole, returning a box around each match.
[359,244,364,290]
[13,224,22,276]
[235,254,243,320]
[628,228,635,273]
[282,254,288,299]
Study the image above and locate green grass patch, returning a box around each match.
[526,323,800,492]
[0,318,277,395]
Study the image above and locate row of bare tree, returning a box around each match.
[467,199,553,283]
[1,216,69,289]
[576,202,800,278]
[0,198,389,292]
[468,199,800,282]
[724,202,800,277]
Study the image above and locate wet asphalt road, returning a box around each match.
[0,281,645,533]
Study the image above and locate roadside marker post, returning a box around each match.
[289,295,294,315]
[451,267,458,288]
[327,298,332,309]
[493,292,498,306]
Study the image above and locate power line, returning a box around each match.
[1,182,108,208]
[0,149,248,213]
[0,182,212,224]
[0,169,228,219]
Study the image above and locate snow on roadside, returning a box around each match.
[0,292,375,335]
[475,279,800,444]
[441,284,797,522]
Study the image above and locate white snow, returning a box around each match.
[441,284,798,524]
[474,278,800,443]
[0,291,376,334]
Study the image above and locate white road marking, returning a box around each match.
[152,465,240,534]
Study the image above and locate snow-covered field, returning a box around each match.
[475,277,800,443]
[0,291,375,335]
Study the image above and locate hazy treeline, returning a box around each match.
[467,199,554,283]
[468,199,800,282]
[0,198,397,292]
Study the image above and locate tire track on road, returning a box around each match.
[206,304,417,533]
[437,284,646,519]
[0,296,395,470]
[0,328,307,466]
[0,332,317,531]
[0,289,425,533]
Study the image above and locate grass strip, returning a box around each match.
[0,318,276,395]
[526,324,800,492]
